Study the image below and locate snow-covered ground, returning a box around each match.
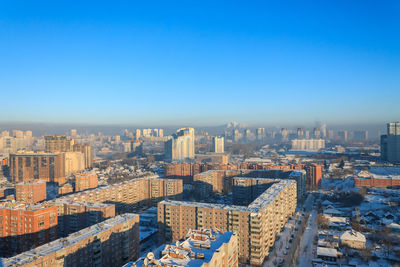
[298,209,317,267]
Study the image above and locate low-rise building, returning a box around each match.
[340,230,366,249]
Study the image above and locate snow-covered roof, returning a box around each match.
[340,230,366,243]
[356,166,400,180]
[317,246,339,258]
[129,229,235,267]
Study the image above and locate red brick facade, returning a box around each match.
[354,176,400,188]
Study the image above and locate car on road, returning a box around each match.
[283,250,288,255]
[277,258,285,267]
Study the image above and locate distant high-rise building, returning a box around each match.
[232,129,241,142]
[291,139,325,151]
[297,128,304,139]
[327,130,334,140]
[70,129,77,138]
[73,143,93,169]
[313,128,321,139]
[212,136,224,153]
[164,128,195,162]
[135,129,141,139]
[338,130,348,142]
[320,124,327,138]
[354,130,368,141]
[44,135,73,153]
[381,122,400,163]
[159,129,164,137]
[280,128,288,141]
[244,129,252,141]
[304,130,310,139]
[256,128,265,141]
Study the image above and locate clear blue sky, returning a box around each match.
[0,1,399,126]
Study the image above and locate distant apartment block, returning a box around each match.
[127,229,238,267]
[354,167,400,188]
[48,199,115,236]
[44,135,74,153]
[212,136,224,153]
[158,179,297,266]
[165,128,195,162]
[74,171,98,192]
[0,202,58,257]
[291,139,325,151]
[55,176,183,214]
[10,152,66,184]
[353,130,368,141]
[337,130,348,142]
[195,153,229,164]
[381,122,400,163]
[4,213,140,267]
[193,169,306,202]
[58,183,73,196]
[16,180,47,203]
[304,164,323,191]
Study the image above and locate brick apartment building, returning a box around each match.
[164,162,322,192]
[354,167,400,188]
[16,180,47,203]
[10,152,66,184]
[58,183,74,196]
[158,179,297,266]
[193,169,306,202]
[74,171,98,192]
[354,176,400,188]
[55,176,183,214]
[304,164,323,191]
[48,199,115,237]
[4,213,140,267]
[0,202,58,257]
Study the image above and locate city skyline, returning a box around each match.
[1,1,399,125]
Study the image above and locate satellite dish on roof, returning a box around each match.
[147,252,155,260]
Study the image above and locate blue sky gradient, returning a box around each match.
[0,1,399,126]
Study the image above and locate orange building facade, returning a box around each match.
[0,202,58,257]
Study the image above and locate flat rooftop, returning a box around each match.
[160,179,296,213]
[127,229,235,267]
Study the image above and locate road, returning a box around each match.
[262,194,314,267]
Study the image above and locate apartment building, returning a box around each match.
[44,135,74,153]
[16,180,47,203]
[193,169,306,202]
[10,152,66,184]
[164,128,195,162]
[291,139,325,151]
[74,171,98,192]
[58,183,73,196]
[4,213,140,267]
[48,199,115,237]
[127,229,238,267]
[158,179,297,266]
[212,136,225,153]
[55,176,183,214]
[0,202,58,257]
